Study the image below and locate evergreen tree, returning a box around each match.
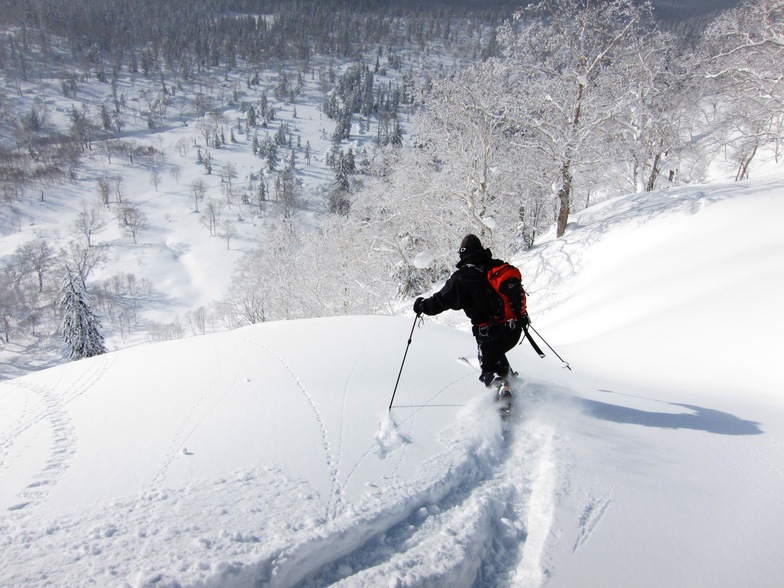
[343,147,355,174]
[328,152,352,215]
[59,269,107,361]
[266,140,278,171]
[247,106,257,128]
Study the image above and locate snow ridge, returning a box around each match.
[513,423,558,586]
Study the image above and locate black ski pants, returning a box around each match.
[473,321,523,386]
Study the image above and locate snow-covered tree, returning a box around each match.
[0,267,23,343]
[418,60,525,244]
[190,179,207,212]
[71,202,106,247]
[601,27,692,194]
[327,151,352,216]
[15,239,56,293]
[219,216,395,326]
[700,0,784,178]
[59,241,107,283]
[347,145,469,297]
[279,166,297,219]
[343,60,540,296]
[59,269,106,361]
[498,0,654,237]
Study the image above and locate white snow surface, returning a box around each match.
[2,172,784,587]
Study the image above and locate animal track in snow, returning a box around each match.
[241,336,344,519]
[150,339,230,487]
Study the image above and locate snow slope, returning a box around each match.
[1,172,783,587]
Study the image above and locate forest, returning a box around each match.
[0,0,781,373]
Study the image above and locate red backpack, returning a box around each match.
[485,262,527,323]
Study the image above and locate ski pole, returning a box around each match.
[389,314,420,411]
[528,324,572,370]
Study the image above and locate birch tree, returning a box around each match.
[15,239,55,293]
[71,201,106,247]
[116,204,148,244]
[418,60,525,244]
[604,27,692,193]
[0,267,22,343]
[700,0,784,177]
[498,0,652,237]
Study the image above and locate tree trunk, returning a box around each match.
[557,82,583,238]
[646,151,662,192]
[736,143,757,181]
[556,162,572,238]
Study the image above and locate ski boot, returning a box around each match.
[493,376,513,419]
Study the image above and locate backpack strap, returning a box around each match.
[521,317,546,358]
[467,262,502,328]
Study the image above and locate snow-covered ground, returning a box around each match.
[1,169,783,587]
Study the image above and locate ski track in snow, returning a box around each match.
[341,371,476,495]
[1,380,77,513]
[512,426,556,586]
[263,380,566,588]
[333,345,367,509]
[1,354,117,514]
[0,345,570,587]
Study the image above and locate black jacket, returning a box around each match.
[420,246,505,326]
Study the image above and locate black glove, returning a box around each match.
[413,297,425,315]
[520,312,530,329]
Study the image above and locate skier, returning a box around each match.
[413,234,526,392]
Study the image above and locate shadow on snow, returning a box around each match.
[579,392,762,436]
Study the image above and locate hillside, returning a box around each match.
[0,15,462,377]
[2,0,778,383]
[1,171,782,587]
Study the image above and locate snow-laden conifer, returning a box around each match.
[59,269,107,360]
